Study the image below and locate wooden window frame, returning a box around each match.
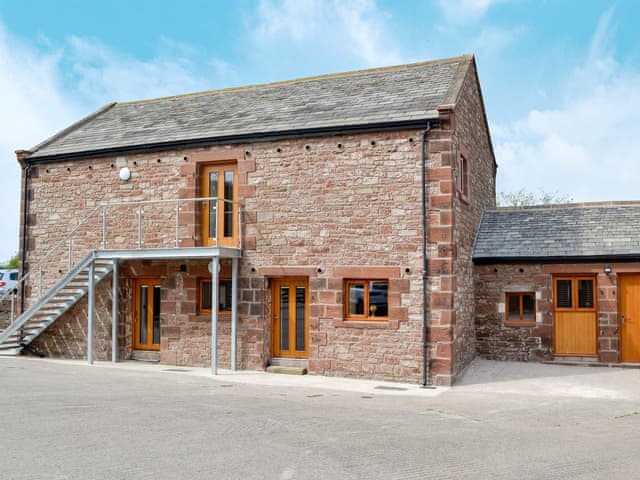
[344,279,389,322]
[199,163,239,247]
[198,277,233,315]
[553,276,597,312]
[505,292,536,326]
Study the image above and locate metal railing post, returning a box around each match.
[238,208,242,250]
[215,199,219,244]
[10,291,15,324]
[175,201,180,247]
[68,239,73,269]
[137,205,142,248]
[101,206,107,249]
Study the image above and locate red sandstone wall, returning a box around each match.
[21,130,444,382]
[19,86,494,384]
[474,263,627,363]
[449,61,497,381]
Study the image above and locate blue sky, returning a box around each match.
[0,0,639,261]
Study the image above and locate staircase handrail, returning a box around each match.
[0,251,97,345]
[0,196,241,306]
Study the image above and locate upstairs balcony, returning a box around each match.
[7,196,243,313]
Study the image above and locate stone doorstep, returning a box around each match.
[545,358,640,369]
[130,350,160,363]
[269,357,308,368]
[266,365,308,375]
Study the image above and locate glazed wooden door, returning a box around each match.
[200,164,238,247]
[553,276,597,356]
[271,278,309,358]
[133,278,161,351]
[619,275,640,362]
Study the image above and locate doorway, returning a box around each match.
[271,277,309,359]
[553,275,597,356]
[199,163,238,247]
[133,278,161,351]
[619,274,640,362]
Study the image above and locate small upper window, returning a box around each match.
[554,277,596,310]
[345,280,388,321]
[457,154,469,200]
[505,292,536,324]
[198,278,232,314]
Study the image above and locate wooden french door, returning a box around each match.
[200,164,238,247]
[271,278,309,358]
[133,278,161,351]
[619,275,640,362]
[553,276,597,356]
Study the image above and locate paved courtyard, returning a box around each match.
[1,357,639,479]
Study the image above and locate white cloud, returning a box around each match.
[436,0,505,24]
[0,24,223,262]
[494,7,640,202]
[251,0,405,69]
[66,36,214,104]
[0,24,82,262]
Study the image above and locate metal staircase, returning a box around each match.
[0,252,113,355]
[0,195,242,362]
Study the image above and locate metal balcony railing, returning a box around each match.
[0,197,242,317]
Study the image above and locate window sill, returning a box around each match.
[504,321,536,328]
[332,319,398,329]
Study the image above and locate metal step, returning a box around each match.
[0,253,114,353]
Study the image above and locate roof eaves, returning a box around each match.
[473,253,640,264]
[25,117,438,163]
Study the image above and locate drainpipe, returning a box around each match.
[19,155,32,314]
[421,121,434,388]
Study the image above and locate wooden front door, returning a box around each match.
[200,164,238,247]
[619,275,640,362]
[133,278,161,351]
[553,276,597,356]
[271,277,309,358]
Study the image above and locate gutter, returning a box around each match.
[421,120,438,388]
[24,118,438,163]
[472,254,640,265]
[20,159,31,313]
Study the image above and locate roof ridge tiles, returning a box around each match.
[117,54,474,107]
[489,200,640,212]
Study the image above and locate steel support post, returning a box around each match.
[87,261,95,365]
[231,257,238,371]
[111,260,119,363]
[211,257,219,376]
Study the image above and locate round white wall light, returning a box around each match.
[119,167,131,181]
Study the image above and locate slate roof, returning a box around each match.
[473,203,640,263]
[25,55,473,160]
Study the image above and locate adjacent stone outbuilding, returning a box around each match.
[473,203,640,364]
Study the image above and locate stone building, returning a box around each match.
[473,203,640,365]
[0,54,496,386]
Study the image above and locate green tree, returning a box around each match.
[497,188,573,207]
[1,253,19,269]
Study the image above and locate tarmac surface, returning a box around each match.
[1,357,639,479]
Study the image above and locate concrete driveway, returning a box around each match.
[1,357,639,479]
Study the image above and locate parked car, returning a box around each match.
[0,269,18,295]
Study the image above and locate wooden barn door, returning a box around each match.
[553,276,597,356]
[619,275,640,362]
